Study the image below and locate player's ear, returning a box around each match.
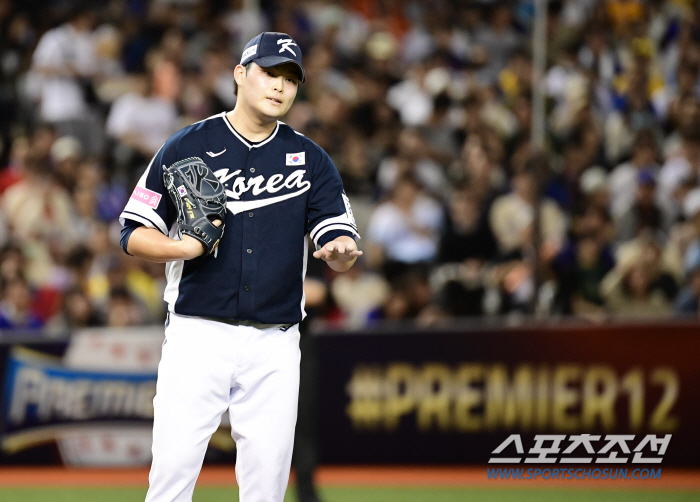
[234,64,246,89]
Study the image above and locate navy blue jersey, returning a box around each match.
[119,112,359,324]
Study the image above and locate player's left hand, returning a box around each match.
[313,238,363,262]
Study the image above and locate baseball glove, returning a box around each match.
[163,157,226,255]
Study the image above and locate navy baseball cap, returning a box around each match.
[240,32,305,82]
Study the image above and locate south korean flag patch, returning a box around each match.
[177,185,187,196]
[286,152,305,166]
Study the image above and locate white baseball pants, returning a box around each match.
[145,313,301,502]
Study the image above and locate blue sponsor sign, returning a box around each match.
[2,347,157,453]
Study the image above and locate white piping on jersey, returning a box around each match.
[226,185,311,215]
[121,211,166,234]
[309,213,358,241]
[277,120,305,137]
[312,224,361,249]
[300,237,308,320]
[221,114,280,149]
[194,111,228,125]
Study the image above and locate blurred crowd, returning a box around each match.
[3,0,700,332]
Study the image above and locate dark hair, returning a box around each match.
[233,62,254,97]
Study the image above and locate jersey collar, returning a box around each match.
[221,112,280,150]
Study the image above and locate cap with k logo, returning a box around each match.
[240,32,305,82]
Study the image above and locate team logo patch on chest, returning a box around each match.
[286,152,305,166]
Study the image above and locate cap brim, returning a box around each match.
[251,55,305,82]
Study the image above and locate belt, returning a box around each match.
[202,317,293,330]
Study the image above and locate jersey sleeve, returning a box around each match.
[119,140,178,235]
[120,218,143,255]
[306,146,360,250]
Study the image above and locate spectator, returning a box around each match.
[609,128,661,221]
[106,287,146,327]
[30,123,58,160]
[459,131,506,204]
[29,3,103,155]
[615,168,670,243]
[46,286,101,331]
[369,268,432,322]
[679,188,700,275]
[366,174,443,281]
[580,166,611,213]
[551,205,616,316]
[674,266,700,316]
[489,165,566,259]
[106,72,178,176]
[578,25,616,90]
[386,63,434,127]
[0,276,43,330]
[330,260,390,328]
[604,64,662,166]
[601,233,677,316]
[2,154,76,246]
[667,61,700,127]
[0,244,25,283]
[87,255,158,323]
[438,182,497,264]
[376,127,446,196]
[473,2,523,84]
[65,245,93,295]
[658,95,700,219]
[50,135,83,191]
[602,262,674,318]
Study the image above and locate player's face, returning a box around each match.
[237,63,299,121]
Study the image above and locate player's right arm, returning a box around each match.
[126,227,205,263]
[119,137,207,263]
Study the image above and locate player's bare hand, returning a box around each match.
[179,219,222,259]
[313,238,363,262]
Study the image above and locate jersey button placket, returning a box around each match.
[238,150,255,315]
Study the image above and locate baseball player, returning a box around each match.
[119,32,361,502]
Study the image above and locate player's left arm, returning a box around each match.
[306,144,361,272]
[313,235,363,272]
